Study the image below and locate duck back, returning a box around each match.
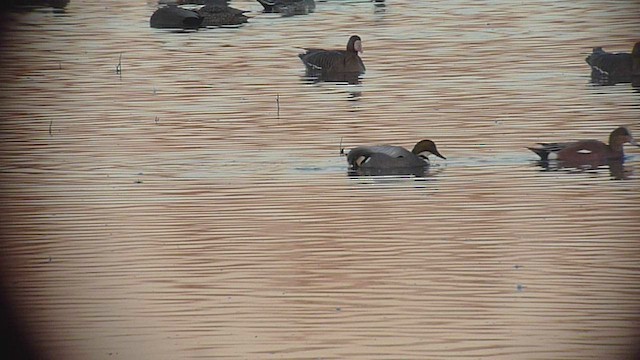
[150,6,202,29]
[586,49,634,78]
[198,3,248,26]
[299,49,365,73]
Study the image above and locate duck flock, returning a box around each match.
[150,1,640,177]
[151,0,318,29]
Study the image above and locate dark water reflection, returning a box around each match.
[531,159,632,181]
[348,166,430,177]
[300,74,363,100]
[301,71,362,85]
[589,71,640,87]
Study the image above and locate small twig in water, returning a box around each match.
[276,93,280,119]
[155,116,159,124]
[116,53,122,75]
[49,120,52,136]
[339,137,345,155]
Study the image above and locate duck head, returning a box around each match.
[610,126,639,151]
[632,41,640,57]
[411,140,446,160]
[347,35,363,54]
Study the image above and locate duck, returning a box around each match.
[347,139,446,176]
[150,5,203,29]
[527,127,639,164]
[256,0,315,16]
[159,0,223,4]
[197,0,248,27]
[299,35,366,76]
[585,42,640,80]
[158,0,220,4]
[8,0,70,9]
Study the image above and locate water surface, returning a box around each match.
[1,0,639,359]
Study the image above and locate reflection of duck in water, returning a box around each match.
[256,0,315,16]
[585,42,640,85]
[527,127,639,179]
[150,5,203,29]
[197,0,248,27]
[299,35,365,84]
[346,140,446,176]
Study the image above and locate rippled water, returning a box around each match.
[1,0,639,359]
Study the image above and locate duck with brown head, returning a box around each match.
[527,126,639,164]
[347,139,446,176]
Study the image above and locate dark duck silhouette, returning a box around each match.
[159,0,222,4]
[7,0,70,9]
[197,0,248,27]
[256,0,315,16]
[150,5,202,29]
[528,127,639,166]
[347,140,446,176]
[585,42,640,84]
[299,35,365,83]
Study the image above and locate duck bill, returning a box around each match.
[433,150,446,160]
[631,137,639,147]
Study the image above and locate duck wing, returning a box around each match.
[258,0,315,14]
[198,4,248,26]
[150,6,202,29]
[365,145,414,158]
[299,49,347,71]
[347,145,419,168]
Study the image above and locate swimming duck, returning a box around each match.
[527,127,639,163]
[159,0,225,4]
[585,42,640,81]
[347,139,446,176]
[158,0,225,4]
[150,5,202,29]
[8,0,70,9]
[197,0,248,27]
[256,0,315,16]
[299,35,366,76]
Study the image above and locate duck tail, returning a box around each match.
[527,147,549,161]
[256,0,275,11]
